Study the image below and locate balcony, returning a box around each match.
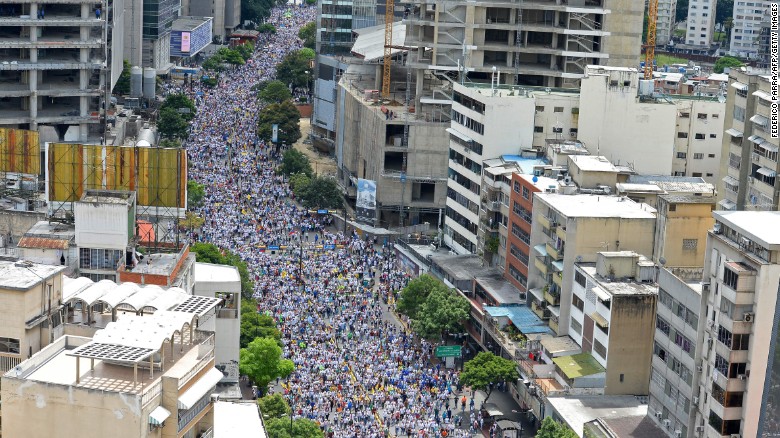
[535,257,548,276]
[482,198,501,211]
[531,301,549,320]
[544,288,560,306]
[217,308,238,319]
[178,393,211,432]
[546,242,563,260]
[0,352,22,373]
[553,271,563,288]
[536,215,550,229]
[556,225,566,241]
[549,316,559,333]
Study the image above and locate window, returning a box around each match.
[0,337,20,354]
[710,134,717,138]
[656,315,671,336]
[692,172,703,177]
[695,133,706,140]
[570,128,578,136]
[619,374,624,382]
[522,186,530,199]
[508,265,528,288]
[534,126,543,133]
[712,114,719,119]
[554,107,564,113]
[510,244,529,266]
[593,339,607,359]
[535,106,544,112]
[575,270,587,288]
[511,223,530,244]
[552,127,563,133]
[697,113,708,120]
[708,153,716,158]
[707,173,713,177]
[570,318,583,335]
[677,152,687,159]
[680,112,690,118]
[683,239,698,250]
[723,266,738,289]
[694,153,704,159]
[572,294,585,312]
[677,132,688,138]
[513,180,521,194]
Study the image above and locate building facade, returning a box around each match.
[686,0,717,47]
[657,0,678,46]
[728,0,770,58]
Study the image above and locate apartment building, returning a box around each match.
[403,0,642,88]
[124,0,179,71]
[0,261,65,374]
[180,0,240,41]
[569,251,658,395]
[686,0,717,46]
[657,0,678,46]
[526,193,657,336]
[0,0,120,142]
[648,267,705,438]
[696,211,780,438]
[653,194,716,268]
[2,310,221,437]
[728,0,770,58]
[505,173,558,294]
[718,69,778,211]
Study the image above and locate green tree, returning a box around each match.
[298,22,316,50]
[723,17,734,49]
[234,42,255,61]
[289,172,311,193]
[259,23,277,33]
[203,55,227,72]
[265,416,324,438]
[191,242,226,264]
[259,80,293,104]
[181,211,205,230]
[276,50,314,91]
[280,149,312,177]
[241,300,281,348]
[239,337,294,394]
[216,47,246,65]
[675,0,688,23]
[241,0,282,24]
[158,107,189,139]
[536,417,578,438]
[114,60,132,94]
[258,100,302,145]
[161,93,196,121]
[484,236,499,254]
[297,176,343,209]
[397,274,447,319]
[257,393,291,420]
[716,0,733,28]
[187,180,205,208]
[158,138,181,148]
[714,56,744,73]
[412,287,470,340]
[460,352,519,404]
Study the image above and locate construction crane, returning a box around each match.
[644,0,658,80]
[382,0,395,97]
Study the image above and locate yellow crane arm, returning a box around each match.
[382,0,395,98]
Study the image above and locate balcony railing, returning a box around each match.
[199,427,214,438]
[534,257,548,276]
[141,379,163,406]
[544,289,560,306]
[546,242,563,260]
[555,226,566,241]
[531,301,549,319]
[537,215,550,229]
[0,352,22,373]
[553,272,563,288]
[217,308,238,319]
[178,394,211,432]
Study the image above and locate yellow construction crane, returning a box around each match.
[382,0,395,97]
[644,0,658,80]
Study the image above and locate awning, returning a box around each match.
[591,286,611,302]
[757,167,776,178]
[178,368,224,409]
[725,128,743,138]
[533,244,548,257]
[748,134,766,145]
[551,260,564,272]
[730,81,747,91]
[446,127,473,143]
[482,403,504,417]
[590,312,609,328]
[149,406,171,426]
[750,114,769,127]
[718,199,736,210]
[722,175,739,187]
[752,90,773,101]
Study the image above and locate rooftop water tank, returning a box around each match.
[137,127,156,147]
[143,67,156,100]
[638,79,654,97]
[130,66,143,98]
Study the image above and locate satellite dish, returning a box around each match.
[659,256,667,266]
[532,175,539,183]
[575,255,583,263]
[718,95,726,103]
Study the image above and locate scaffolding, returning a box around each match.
[46,144,186,231]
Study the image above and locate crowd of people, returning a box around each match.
[176,6,484,437]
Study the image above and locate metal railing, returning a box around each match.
[199,427,214,438]
[217,308,238,319]
[178,394,211,432]
[178,349,215,390]
[141,379,163,406]
[0,353,22,373]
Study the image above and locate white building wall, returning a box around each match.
[657,0,678,46]
[729,0,769,57]
[686,0,718,46]
[672,99,726,183]
[74,203,130,250]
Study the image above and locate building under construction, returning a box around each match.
[0,0,122,143]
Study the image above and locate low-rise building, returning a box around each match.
[652,194,716,269]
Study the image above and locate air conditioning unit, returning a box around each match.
[676,430,682,437]
[713,223,722,234]
[655,411,663,419]
[740,237,751,248]
[693,396,700,405]
[663,419,671,427]
[744,312,754,323]
[697,366,703,372]
[695,426,704,433]
[738,374,747,380]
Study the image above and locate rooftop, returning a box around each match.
[625,175,715,195]
[569,155,618,173]
[431,254,491,282]
[537,194,656,219]
[540,336,581,356]
[215,401,267,438]
[548,395,653,437]
[553,352,605,379]
[714,211,780,249]
[579,265,658,297]
[78,189,136,205]
[0,261,66,291]
[128,252,181,276]
[518,173,560,192]
[194,262,241,284]
[545,139,590,155]
[658,193,717,204]
[483,155,549,176]
[171,16,212,31]
[474,272,524,305]
[483,306,553,336]
[17,236,69,250]
[24,221,75,241]
[351,22,408,62]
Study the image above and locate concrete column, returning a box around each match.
[374,64,382,91]
[30,4,38,21]
[81,25,89,41]
[81,3,89,19]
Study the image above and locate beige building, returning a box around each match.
[652,194,716,269]
[527,193,657,336]
[718,68,778,211]
[2,297,223,438]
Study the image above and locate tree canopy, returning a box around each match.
[714,56,743,73]
[160,93,196,121]
[459,352,519,403]
[241,300,281,348]
[298,22,316,50]
[114,60,131,95]
[280,149,313,177]
[536,417,578,438]
[187,180,205,208]
[158,107,189,139]
[239,337,294,394]
[397,274,448,319]
[258,100,302,145]
[265,416,324,438]
[242,0,284,25]
[715,0,733,27]
[259,80,293,104]
[412,287,470,340]
[257,393,291,420]
[276,50,314,90]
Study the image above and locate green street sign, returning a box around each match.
[435,345,462,358]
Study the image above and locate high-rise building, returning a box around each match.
[728,0,770,58]
[685,0,717,47]
[696,211,780,438]
[657,0,678,46]
[718,68,777,211]
[403,0,643,88]
[180,0,240,42]
[0,0,119,142]
[124,0,178,71]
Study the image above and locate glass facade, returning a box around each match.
[143,0,179,39]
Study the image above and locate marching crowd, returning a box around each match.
[178,6,485,437]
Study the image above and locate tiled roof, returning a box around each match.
[17,236,69,250]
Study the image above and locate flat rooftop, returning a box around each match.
[172,16,212,31]
[214,401,267,438]
[474,272,524,305]
[537,194,656,219]
[579,265,658,296]
[518,173,560,192]
[659,193,717,204]
[431,254,492,282]
[626,175,715,195]
[569,155,618,173]
[483,155,549,176]
[714,211,780,249]
[545,139,590,155]
[78,189,135,205]
[0,261,65,290]
[25,221,75,241]
[547,395,653,437]
[194,262,241,284]
[129,252,180,276]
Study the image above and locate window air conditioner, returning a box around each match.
[744,312,754,323]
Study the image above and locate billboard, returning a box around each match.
[47,144,187,214]
[0,127,40,175]
[181,32,191,53]
[356,178,376,223]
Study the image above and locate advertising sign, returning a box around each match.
[356,178,376,223]
[181,32,191,53]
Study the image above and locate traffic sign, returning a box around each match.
[435,345,462,358]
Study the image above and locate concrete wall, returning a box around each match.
[578,71,677,175]
[0,273,63,359]
[602,0,643,67]
[605,294,657,395]
[75,202,130,250]
[672,99,726,184]
[653,199,714,268]
[0,210,46,242]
